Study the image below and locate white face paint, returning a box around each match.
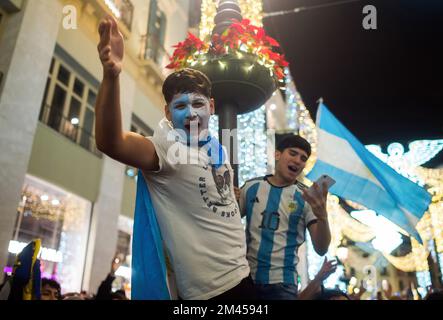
[169,93,212,143]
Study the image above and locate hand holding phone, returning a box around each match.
[306,174,336,196]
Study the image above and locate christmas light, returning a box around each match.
[200,0,264,40]
[208,106,267,187]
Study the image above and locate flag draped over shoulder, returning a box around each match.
[307,103,432,243]
[131,171,171,300]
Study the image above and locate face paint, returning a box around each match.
[168,93,212,144]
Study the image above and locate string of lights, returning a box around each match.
[262,0,363,18]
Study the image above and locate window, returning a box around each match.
[125,114,153,178]
[145,0,167,65]
[130,114,153,137]
[103,0,134,31]
[7,175,92,293]
[39,56,100,156]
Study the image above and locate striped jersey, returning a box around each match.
[239,175,317,285]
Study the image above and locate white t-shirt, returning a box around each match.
[142,119,250,300]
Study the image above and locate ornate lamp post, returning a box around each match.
[194,0,276,185]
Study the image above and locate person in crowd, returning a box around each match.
[0,273,11,300]
[95,15,252,300]
[41,278,61,300]
[95,253,127,300]
[238,135,331,299]
[425,289,443,300]
[298,257,337,300]
[8,240,41,300]
[314,288,350,300]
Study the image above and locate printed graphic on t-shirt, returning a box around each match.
[198,164,238,218]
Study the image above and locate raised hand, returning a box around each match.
[315,257,337,282]
[110,253,124,276]
[350,280,367,300]
[97,16,124,78]
[302,181,329,219]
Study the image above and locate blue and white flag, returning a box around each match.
[307,103,432,243]
[131,171,171,300]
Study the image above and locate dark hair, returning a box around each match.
[277,135,311,157]
[426,290,443,300]
[111,290,128,300]
[315,288,350,300]
[41,278,61,296]
[162,68,212,104]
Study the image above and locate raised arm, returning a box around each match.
[95,16,159,171]
[303,182,331,255]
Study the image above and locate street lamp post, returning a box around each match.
[194,0,276,186]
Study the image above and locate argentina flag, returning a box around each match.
[307,103,432,243]
[131,171,171,300]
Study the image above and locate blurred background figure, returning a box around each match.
[7,240,41,300]
[41,278,61,300]
[298,257,338,300]
[315,288,350,300]
[95,253,128,300]
[0,274,12,300]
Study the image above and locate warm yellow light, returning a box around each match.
[199,0,264,40]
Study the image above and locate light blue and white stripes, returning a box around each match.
[307,103,431,243]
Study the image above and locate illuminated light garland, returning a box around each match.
[199,0,217,40]
[208,106,267,187]
[416,271,432,295]
[366,140,443,186]
[238,0,264,27]
[439,253,443,282]
[200,0,263,40]
[237,105,267,186]
[284,70,317,174]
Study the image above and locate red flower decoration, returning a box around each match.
[166,19,289,81]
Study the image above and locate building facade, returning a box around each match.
[0,0,190,296]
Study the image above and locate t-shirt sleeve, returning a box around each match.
[145,135,180,174]
[304,201,318,229]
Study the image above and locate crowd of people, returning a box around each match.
[0,253,128,300]
[1,252,442,300]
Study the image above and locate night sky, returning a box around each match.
[262,0,443,166]
[191,0,443,166]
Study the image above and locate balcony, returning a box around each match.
[138,34,170,88]
[86,0,134,39]
[39,105,101,157]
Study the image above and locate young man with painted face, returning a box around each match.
[95,17,252,300]
[238,135,332,300]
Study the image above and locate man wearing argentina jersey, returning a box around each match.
[239,135,331,300]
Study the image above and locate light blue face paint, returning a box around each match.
[169,93,211,144]
[169,93,192,132]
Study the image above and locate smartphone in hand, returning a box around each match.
[307,175,336,195]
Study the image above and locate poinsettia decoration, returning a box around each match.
[166,19,289,82]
